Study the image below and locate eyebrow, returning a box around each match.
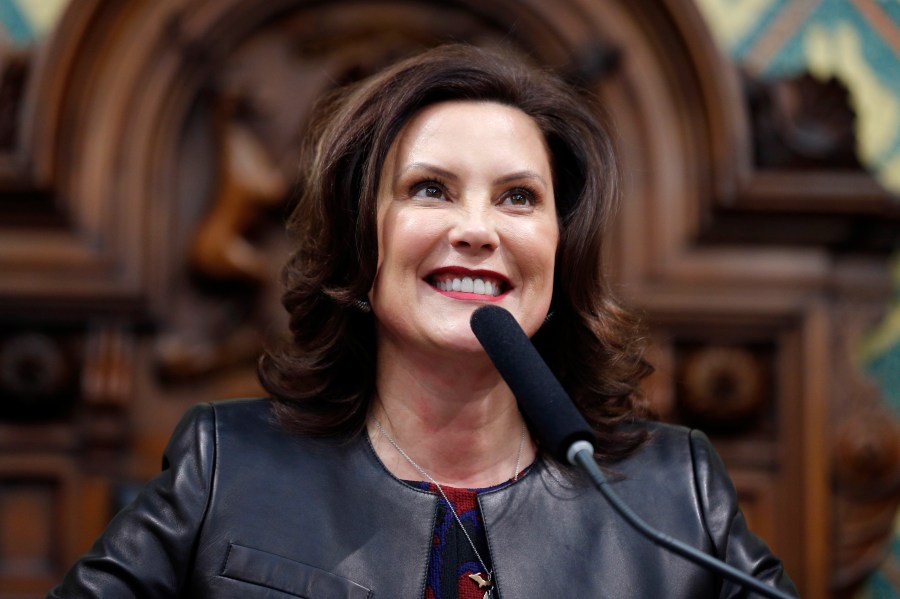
[398,162,549,187]
[494,171,549,187]
[398,163,458,183]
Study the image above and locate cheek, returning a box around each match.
[374,213,389,275]
[540,217,560,265]
[543,228,560,275]
[376,209,444,278]
[513,220,559,278]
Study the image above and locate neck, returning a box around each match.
[368,337,536,488]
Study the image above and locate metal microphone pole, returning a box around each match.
[566,440,794,599]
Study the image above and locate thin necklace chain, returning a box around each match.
[371,416,527,584]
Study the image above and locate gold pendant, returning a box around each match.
[469,572,493,590]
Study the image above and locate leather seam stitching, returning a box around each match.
[688,430,717,552]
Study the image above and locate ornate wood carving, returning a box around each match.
[0,330,77,421]
[0,0,897,597]
[828,300,900,596]
[745,72,863,171]
[676,343,773,431]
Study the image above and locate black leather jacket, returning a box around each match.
[50,398,797,598]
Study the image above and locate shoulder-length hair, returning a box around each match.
[258,44,654,463]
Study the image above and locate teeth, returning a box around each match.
[432,274,503,296]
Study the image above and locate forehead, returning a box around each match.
[385,100,551,171]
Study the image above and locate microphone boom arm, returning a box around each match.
[568,441,792,599]
[470,306,793,599]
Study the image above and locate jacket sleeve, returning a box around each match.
[47,403,216,598]
[689,429,799,598]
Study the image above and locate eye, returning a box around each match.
[411,181,447,200]
[501,187,537,207]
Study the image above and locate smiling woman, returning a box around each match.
[51,44,797,598]
[261,45,646,459]
[372,101,559,360]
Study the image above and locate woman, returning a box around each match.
[50,44,796,598]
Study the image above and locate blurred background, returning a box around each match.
[0,0,898,597]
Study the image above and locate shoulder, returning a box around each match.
[177,397,290,443]
[629,421,732,495]
[607,421,733,510]
[615,420,699,469]
[181,397,367,473]
[165,398,274,454]
[202,396,275,425]
[617,420,719,466]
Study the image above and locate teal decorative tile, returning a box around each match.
[0,0,34,46]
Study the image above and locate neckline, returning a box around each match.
[404,464,534,495]
[364,429,539,493]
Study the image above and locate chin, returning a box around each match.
[428,329,486,354]
[457,336,493,354]
[418,318,486,353]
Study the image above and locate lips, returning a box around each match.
[426,267,510,298]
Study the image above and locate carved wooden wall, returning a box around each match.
[0,0,898,597]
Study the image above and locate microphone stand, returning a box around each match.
[567,441,794,599]
[470,306,795,599]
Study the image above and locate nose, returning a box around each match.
[448,202,499,252]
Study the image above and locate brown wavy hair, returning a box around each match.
[258,44,654,463]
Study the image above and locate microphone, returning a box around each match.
[469,305,793,599]
[469,304,595,463]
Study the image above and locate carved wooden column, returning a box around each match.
[580,3,900,597]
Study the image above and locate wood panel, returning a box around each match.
[0,456,79,597]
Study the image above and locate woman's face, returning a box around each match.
[370,100,559,356]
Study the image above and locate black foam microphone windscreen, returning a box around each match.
[472,306,794,599]
[470,305,595,462]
